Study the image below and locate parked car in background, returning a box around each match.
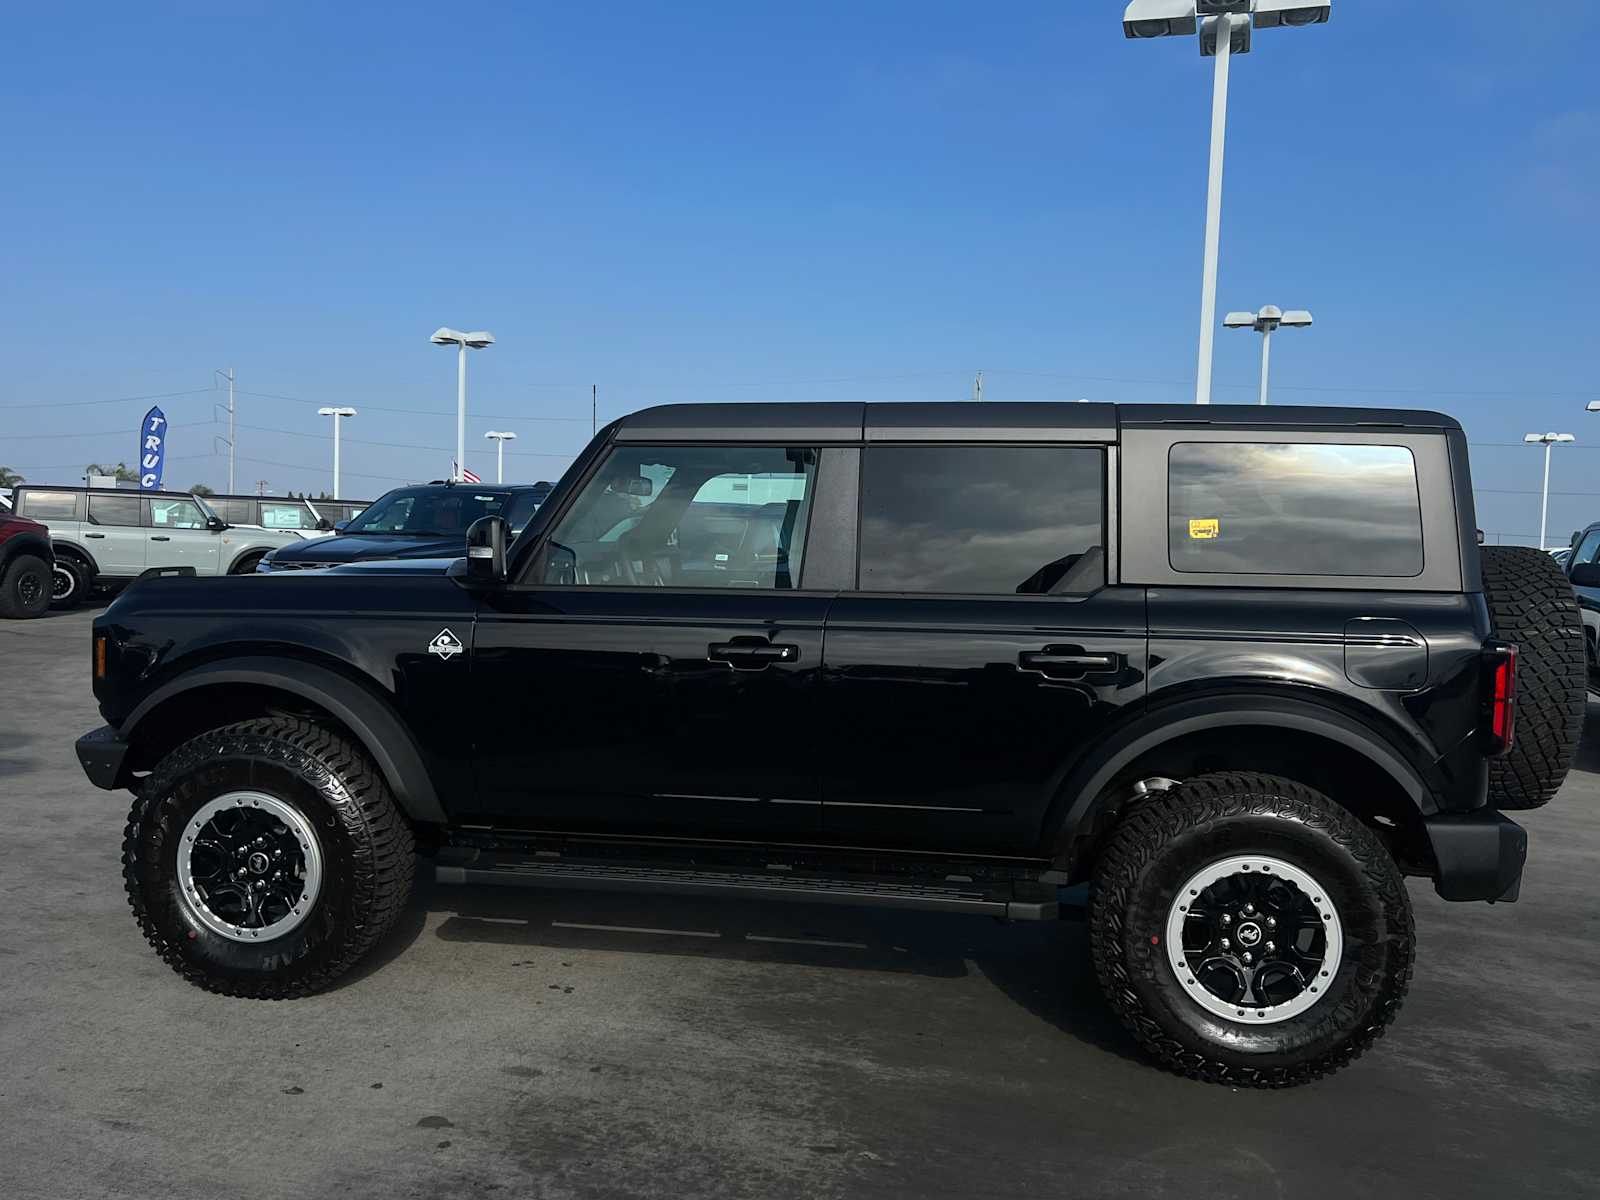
[9,485,307,608]
[256,480,550,572]
[204,493,370,539]
[0,511,54,618]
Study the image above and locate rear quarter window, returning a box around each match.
[20,491,81,522]
[1168,442,1424,577]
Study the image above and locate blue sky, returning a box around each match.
[1,1,1594,543]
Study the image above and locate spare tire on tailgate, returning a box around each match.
[1480,545,1585,809]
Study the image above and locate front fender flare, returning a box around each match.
[121,656,448,825]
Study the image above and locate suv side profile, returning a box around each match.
[76,403,1583,1086]
[11,485,306,608]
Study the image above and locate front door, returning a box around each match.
[469,442,831,840]
[146,496,223,574]
[819,444,1147,854]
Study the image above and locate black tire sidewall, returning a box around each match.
[129,748,363,989]
[1121,814,1396,1068]
[3,554,52,619]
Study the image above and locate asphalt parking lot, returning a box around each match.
[2,606,1597,1200]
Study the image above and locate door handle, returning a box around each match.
[150,536,171,541]
[85,533,106,539]
[708,640,800,670]
[1018,646,1121,678]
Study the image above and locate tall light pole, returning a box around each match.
[214,368,236,492]
[1224,306,1313,404]
[430,327,495,481]
[1524,432,1575,551]
[484,431,517,484]
[1123,0,1331,404]
[317,406,357,499]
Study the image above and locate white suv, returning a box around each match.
[10,486,305,609]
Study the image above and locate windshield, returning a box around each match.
[343,487,531,537]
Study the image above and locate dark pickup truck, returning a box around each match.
[80,402,1583,1086]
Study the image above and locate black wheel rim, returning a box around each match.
[51,565,74,600]
[18,570,44,607]
[177,792,322,941]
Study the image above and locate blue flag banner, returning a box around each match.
[139,406,167,490]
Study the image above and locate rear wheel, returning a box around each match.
[1090,772,1413,1087]
[1480,545,1585,809]
[0,553,52,619]
[50,556,89,610]
[123,717,416,997]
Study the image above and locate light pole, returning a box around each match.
[430,327,495,481]
[1123,0,1331,404]
[317,406,357,499]
[484,431,518,484]
[1524,432,1575,551]
[1224,306,1313,404]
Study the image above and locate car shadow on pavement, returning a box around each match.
[0,728,37,779]
[336,871,1144,1065]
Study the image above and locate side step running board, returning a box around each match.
[435,856,1059,920]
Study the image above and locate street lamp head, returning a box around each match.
[431,327,496,350]
[1526,432,1575,444]
[1586,401,1600,413]
[1280,309,1314,328]
[1122,0,1197,38]
[1223,311,1256,328]
[1253,0,1331,28]
[317,406,357,418]
[484,431,518,442]
[1555,433,1576,444]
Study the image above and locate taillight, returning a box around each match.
[1481,641,1518,756]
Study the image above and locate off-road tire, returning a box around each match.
[123,716,415,998]
[229,551,266,575]
[1090,772,1413,1087]
[1480,545,1584,809]
[0,553,52,619]
[50,555,88,610]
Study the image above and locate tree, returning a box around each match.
[85,462,139,483]
[0,466,23,488]
[190,484,215,496]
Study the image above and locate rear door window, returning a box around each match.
[1168,442,1424,577]
[857,446,1105,595]
[88,494,143,528]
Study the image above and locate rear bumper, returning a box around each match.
[1427,809,1527,902]
[76,724,130,791]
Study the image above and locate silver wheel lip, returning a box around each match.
[51,562,76,599]
[175,791,323,944]
[1164,854,1343,1027]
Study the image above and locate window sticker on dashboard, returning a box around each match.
[1189,518,1220,540]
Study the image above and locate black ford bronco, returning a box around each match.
[78,403,1585,1086]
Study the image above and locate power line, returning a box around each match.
[0,387,217,411]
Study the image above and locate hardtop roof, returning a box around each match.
[611,402,1462,442]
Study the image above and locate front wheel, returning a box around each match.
[0,553,52,619]
[123,717,416,998]
[1090,772,1413,1087]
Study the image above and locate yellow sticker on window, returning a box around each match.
[1188,518,1220,540]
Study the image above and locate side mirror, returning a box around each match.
[333,520,349,533]
[624,477,653,498]
[465,515,509,585]
[206,516,226,532]
[316,518,334,532]
[1569,563,1600,588]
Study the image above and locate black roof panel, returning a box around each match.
[611,401,1461,440]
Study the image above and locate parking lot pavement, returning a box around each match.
[1,608,1597,1200]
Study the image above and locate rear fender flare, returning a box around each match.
[122,656,447,825]
[53,540,98,577]
[1047,695,1437,858]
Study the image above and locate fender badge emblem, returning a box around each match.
[428,629,464,660]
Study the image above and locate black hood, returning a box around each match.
[266,532,466,566]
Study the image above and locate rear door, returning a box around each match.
[84,493,146,577]
[469,442,835,839]
[819,442,1146,854]
[146,496,223,574]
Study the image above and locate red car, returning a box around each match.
[0,512,54,619]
